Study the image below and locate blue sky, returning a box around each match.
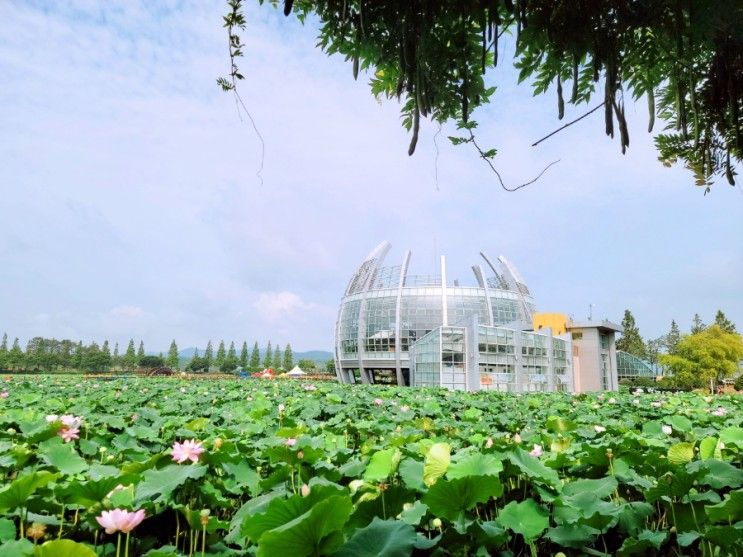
[1,0,741,352]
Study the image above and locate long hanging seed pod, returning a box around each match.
[604,65,614,138]
[408,99,420,156]
[647,87,655,133]
[571,54,579,102]
[726,151,735,185]
[283,0,293,16]
[557,74,565,120]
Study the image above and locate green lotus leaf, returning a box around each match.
[561,476,617,499]
[333,517,417,557]
[0,519,15,543]
[38,439,88,476]
[507,449,560,487]
[423,443,450,487]
[687,459,743,489]
[705,489,743,524]
[447,453,503,479]
[423,475,502,521]
[667,442,695,466]
[546,524,600,548]
[363,448,401,482]
[33,539,97,557]
[698,436,721,460]
[0,539,34,557]
[398,459,425,492]
[134,464,207,503]
[0,471,58,512]
[496,499,549,541]
[257,494,352,557]
[400,501,428,526]
[719,427,743,448]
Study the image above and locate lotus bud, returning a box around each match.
[213,437,223,450]
[200,509,210,526]
[402,503,413,512]
[431,518,442,529]
[297,450,304,459]
[301,484,310,497]
[513,433,522,444]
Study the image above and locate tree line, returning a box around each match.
[616,309,743,390]
[0,335,314,374]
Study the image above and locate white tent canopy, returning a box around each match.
[286,366,307,376]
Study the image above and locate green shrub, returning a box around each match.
[734,374,743,391]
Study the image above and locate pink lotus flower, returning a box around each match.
[529,444,543,457]
[712,407,727,417]
[58,427,80,443]
[400,405,410,412]
[374,398,383,406]
[0,391,8,399]
[45,414,59,423]
[513,433,522,444]
[278,404,285,413]
[171,439,205,463]
[96,508,145,534]
[60,415,82,428]
[485,437,494,449]
[285,438,297,447]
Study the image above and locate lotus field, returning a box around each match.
[0,377,742,556]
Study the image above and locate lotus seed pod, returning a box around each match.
[432,518,442,529]
[213,437,223,450]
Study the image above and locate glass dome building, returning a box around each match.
[334,241,542,386]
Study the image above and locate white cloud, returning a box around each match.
[108,306,147,320]
[254,291,314,323]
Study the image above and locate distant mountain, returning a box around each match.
[176,347,333,364]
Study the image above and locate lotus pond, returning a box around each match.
[0,376,742,556]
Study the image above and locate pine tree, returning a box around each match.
[691,313,706,334]
[283,343,293,370]
[137,341,145,360]
[101,340,112,370]
[0,333,7,353]
[216,341,226,367]
[124,339,137,370]
[166,340,179,370]
[263,341,273,369]
[9,338,24,371]
[714,310,737,333]
[666,320,681,354]
[250,341,260,371]
[227,341,236,360]
[616,309,647,358]
[239,342,249,369]
[204,340,213,370]
[273,344,282,370]
[112,342,120,370]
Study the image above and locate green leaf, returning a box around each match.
[257,495,352,557]
[676,531,700,547]
[0,472,58,512]
[667,442,695,466]
[546,525,600,548]
[363,449,401,483]
[561,476,617,499]
[398,459,425,492]
[423,476,502,521]
[33,540,97,557]
[0,539,34,557]
[58,476,126,507]
[423,443,450,487]
[400,501,428,526]
[333,517,417,557]
[698,436,721,460]
[705,489,743,523]
[134,464,207,503]
[38,440,88,476]
[719,427,743,448]
[0,520,15,543]
[447,453,503,479]
[496,499,549,541]
[507,449,560,487]
[687,459,743,489]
